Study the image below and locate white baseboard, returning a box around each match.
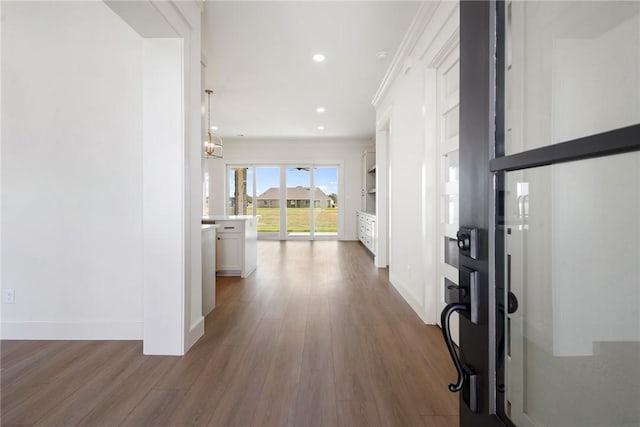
[1,321,143,340]
[185,316,204,351]
[389,273,430,324]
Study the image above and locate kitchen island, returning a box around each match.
[202,215,258,278]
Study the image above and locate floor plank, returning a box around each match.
[337,400,382,427]
[423,415,460,427]
[1,241,459,427]
[251,330,305,426]
[208,319,282,426]
[292,295,338,427]
[32,342,141,427]
[165,344,244,427]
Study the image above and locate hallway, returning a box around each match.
[1,241,458,426]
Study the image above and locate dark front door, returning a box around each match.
[443,1,640,426]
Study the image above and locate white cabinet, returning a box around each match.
[204,216,258,278]
[357,211,376,255]
[216,233,243,272]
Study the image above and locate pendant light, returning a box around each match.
[204,89,223,158]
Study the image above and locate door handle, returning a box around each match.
[441,302,480,413]
[441,302,468,392]
[507,291,519,314]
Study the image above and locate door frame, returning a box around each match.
[457,1,500,425]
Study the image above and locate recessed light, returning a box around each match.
[211,126,218,131]
[313,53,325,62]
[317,126,325,131]
[316,107,325,113]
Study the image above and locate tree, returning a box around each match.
[328,193,337,206]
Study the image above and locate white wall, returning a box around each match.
[205,138,371,241]
[1,1,144,339]
[141,38,185,355]
[372,1,459,323]
[108,0,203,357]
[2,1,204,355]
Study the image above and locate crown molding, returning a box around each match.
[420,2,460,68]
[371,1,439,108]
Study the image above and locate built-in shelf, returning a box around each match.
[362,151,376,215]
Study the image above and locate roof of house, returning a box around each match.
[257,186,330,200]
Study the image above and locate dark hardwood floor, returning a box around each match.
[1,241,458,426]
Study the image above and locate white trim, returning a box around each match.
[421,3,460,66]
[389,274,429,324]
[376,105,393,132]
[186,317,204,349]
[1,322,143,340]
[371,2,439,108]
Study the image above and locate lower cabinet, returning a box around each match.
[216,233,243,273]
[207,216,258,278]
[357,211,376,255]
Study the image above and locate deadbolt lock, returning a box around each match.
[457,227,479,260]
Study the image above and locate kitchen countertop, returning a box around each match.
[201,224,220,230]
[202,215,260,224]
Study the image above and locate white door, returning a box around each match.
[435,45,461,344]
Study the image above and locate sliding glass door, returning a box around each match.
[227,166,252,216]
[285,167,311,237]
[313,166,338,237]
[255,166,280,236]
[227,164,339,240]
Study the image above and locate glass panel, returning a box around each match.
[227,168,236,215]
[313,166,338,236]
[286,167,311,236]
[506,1,640,155]
[228,167,250,215]
[246,167,254,215]
[255,167,280,234]
[443,106,459,140]
[504,151,640,427]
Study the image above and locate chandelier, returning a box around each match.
[204,89,223,158]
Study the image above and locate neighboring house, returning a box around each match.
[257,186,334,208]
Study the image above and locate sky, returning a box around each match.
[230,166,338,197]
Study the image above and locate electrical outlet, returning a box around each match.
[3,289,15,304]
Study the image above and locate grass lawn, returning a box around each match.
[255,207,337,232]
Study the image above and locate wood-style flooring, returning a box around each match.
[1,241,458,426]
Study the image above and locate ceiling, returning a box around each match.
[202,1,421,140]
